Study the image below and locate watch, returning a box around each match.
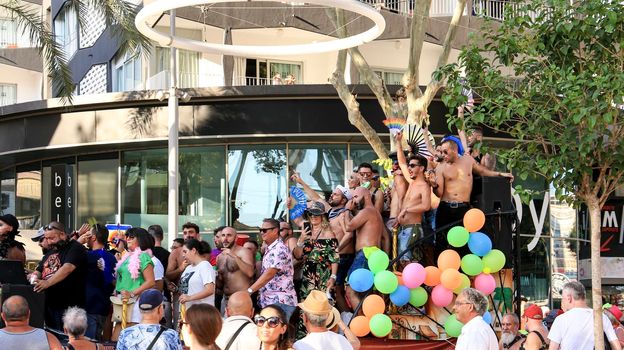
[247,288,254,294]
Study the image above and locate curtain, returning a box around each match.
[232,57,246,85]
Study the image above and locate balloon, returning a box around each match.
[437,249,461,271]
[350,315,371,337]
[467,232,492,257]
[349,268,374,292]
[368,250,390,274]
[369,314,393,337]
[431,285,454,307]
[423,266,441,286]
[363,294,386,318]
[461,254,484,276]
[482,249,506,274]
[444,314,464,337]
[440,268,462,290]
[483,311,493,324]
[453,273,471,294]
[390,285,411,307]
[409,287,428,307]
[474,273,496,295]
[464,208,486,232]
[402,262,426,288]
[374,270,399,294]
[447,226,470,247]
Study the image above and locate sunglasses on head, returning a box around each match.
[254,315,283,328]
[259,227,277,234]
[44,224,62,231]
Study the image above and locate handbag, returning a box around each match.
[110,295,136,323]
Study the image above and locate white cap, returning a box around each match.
[335,185,353,200]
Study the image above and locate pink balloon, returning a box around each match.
[474,273,496,295]
[431,285,454,307]
[402,263,426,289]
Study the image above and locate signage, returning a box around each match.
[50,164,74,233]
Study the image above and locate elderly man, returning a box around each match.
[548,281,621,350]
[0,295,63,349]
[499,313,524,350]
[293,290,353,350]
[117,289,183,350]
[521,304,549,350]
[215,291,260,350]
[453,288,497,350]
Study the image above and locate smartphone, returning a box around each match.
[303,222,312,234]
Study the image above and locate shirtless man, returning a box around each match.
[394,132,431,263]
[429,137,513,251]
[342,187,383,309]
[216,226,255,314]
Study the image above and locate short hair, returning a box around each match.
[200,240,212,254]
[562,281,585,301]
[184,238,206,255]
[173,238,184,245]
[147,225,164,241]
[182,222,200,234]
[503,313,519,325]
[92,223,109,246]
[126,227,152,251]
[1,296,29,321]
[471,126,483,135]
[461,288,488,315]
[357,162,373,172]
[185,304,222,347]
[213,226,226,235]
[305,311,329,327]
[441,138,459,151]
[408,154,428,169]
[263,218,280,229]
[63,307,88,337]
[245,240,259,249]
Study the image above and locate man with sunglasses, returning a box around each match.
[247,218,297,321]
[216,226,255,314]
[33,221,87,331]
[453,288,498,350]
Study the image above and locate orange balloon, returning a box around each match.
[440,268,462,290]
[424,266,441,286]
[437,249,461,271]
[362,294,386,318]
[463,208,486,232]
[394,271,404,286]
[350,315,371,337]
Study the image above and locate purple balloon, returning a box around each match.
[474,273,496,295]
[402,262,426,288]
[431,285,454,307]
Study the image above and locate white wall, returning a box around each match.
[0,64,43,104]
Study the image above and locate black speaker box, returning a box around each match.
[1,284,45,328]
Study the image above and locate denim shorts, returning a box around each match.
[346,249,369,280]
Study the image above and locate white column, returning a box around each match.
[167,9,179,249]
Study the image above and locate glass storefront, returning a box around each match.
[16,164,41,230]
[78,156,119,225]
[1,168,15,216]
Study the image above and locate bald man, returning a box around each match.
[216,227,255,313]
[0,296,63,350]
[215,291,261,350]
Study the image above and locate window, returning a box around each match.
[0,84,16,106]
[16,164,41,230]
[360,69,404,85]
[289,144,347,196]
[241,59,302,86]
[113,52,142,92]
[0,18,17,48]
[1,169,15,216]
[155,47,199,88]
[78,157,119,225]
[54,5,78,58]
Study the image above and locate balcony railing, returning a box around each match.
[358,0,467,17]
[472,0,542,21]
[146,71,297,90]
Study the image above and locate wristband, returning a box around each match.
[330,274,337,280]
[297,241,305,248]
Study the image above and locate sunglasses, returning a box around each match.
[254,316,283,328]
[407,163,421,168]
[44,224,62,231]
[259,227,277,234]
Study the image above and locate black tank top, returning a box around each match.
[519,331,547,350]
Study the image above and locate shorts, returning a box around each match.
[336,254,355,286]
[398,224,424,262]
[346,249,369,280]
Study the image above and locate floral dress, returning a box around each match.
[296,237,339,339]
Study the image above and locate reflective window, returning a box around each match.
[228,145,287,230]
[289,144,346,197]
[1,168,15,215]
[350,144,384,173]
[54,4,78,58]
[520,236,550,304]
[0,84,17,106]
[78,158,119,225]
[16,164,41,230]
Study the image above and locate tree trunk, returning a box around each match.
[588,199,604,350]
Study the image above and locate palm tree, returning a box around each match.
[1,0,151,104]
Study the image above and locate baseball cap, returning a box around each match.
[523,304,543,320]
[335,185,353,201]
[608,305,623,321]
[138,289,163,311]
[306,201,326,216]
[32,227,45,242]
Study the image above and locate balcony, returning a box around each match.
[146,71,298,90]
[358,0,467,17]
[472,0,542,22]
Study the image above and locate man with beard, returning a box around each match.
[499,313,524,350]
[33,221,87,331]
[216,226,254,314]
[342,186,383,309]
[0,214,25,263]
[394,132,432,264]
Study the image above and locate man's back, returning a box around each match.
[215,315,260,350]
[0,328,51,350]
[548,308,617,350]
[116,324,183,350]
[293,331,353,350]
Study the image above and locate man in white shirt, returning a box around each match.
[293,290,352,350]
[215,291,260,350]
[453,288,498,350]
[548,281,621,350]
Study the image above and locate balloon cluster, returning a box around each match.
[347,208,506,339]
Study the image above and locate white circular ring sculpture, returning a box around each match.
[135,0,386,56]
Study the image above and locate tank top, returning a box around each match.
[519,330,547,350]
[0,328,50,350]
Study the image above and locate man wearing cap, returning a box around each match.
[216,226,254,313]
[499,313,524,350]
[453,288,498,350]
[294,290,353,350]
[117,289,183,350]
[521,304,549,350]
[0,214,26,263]
[604,304,624,347]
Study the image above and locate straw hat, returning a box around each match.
[298,290,331,315]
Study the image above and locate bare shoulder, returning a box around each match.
[46,331,63,350]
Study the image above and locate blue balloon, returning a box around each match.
[483,311,492,325]
[349,268,374,292]
[468,232,493,257]
[390,285,411,307]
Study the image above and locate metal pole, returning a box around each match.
[167,9,179,250]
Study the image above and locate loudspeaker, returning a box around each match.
[1,284,45,328]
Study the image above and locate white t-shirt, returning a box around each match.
[215,316,260,350]
[152,257,164,281]
[293,331,353,350]
[548,307,617,350]
[179,261,215,307]
[456,316,498,350]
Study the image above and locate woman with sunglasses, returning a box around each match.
[292,201,339,339]
[181,304,222,350]
[256,305,293,350]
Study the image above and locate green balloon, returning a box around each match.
[482,249,506,274]
[453,273,471,294]
[444,314,464,338]
[368,250,390,274]
[374,270,399,294]
[461,254,484,276]
[409,287,428,307]
[369,314,393,337]
[447,226,470,247]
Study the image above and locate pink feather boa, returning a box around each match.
[115,248,152,280]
